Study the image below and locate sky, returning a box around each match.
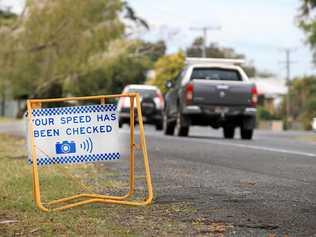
[2,0,316,78]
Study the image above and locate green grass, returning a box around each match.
[296,134,316,143]
[0,134,137,236]
[0,117,16,123]
[0,134,210,236]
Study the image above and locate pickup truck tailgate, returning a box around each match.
[192,80,254,106]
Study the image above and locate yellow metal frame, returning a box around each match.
[27,93,153,212]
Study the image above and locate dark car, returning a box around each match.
[118,84,164,130]
[163,58,257,139]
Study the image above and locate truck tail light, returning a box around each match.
[185,83,194,104]
[251,85,258,107]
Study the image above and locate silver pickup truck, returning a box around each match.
[163,58,257,139]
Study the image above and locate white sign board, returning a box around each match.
[28,104,120,166]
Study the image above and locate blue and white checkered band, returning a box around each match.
[28,152,120,166]
[31,104,117,117]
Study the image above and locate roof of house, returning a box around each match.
[249,77,288,97]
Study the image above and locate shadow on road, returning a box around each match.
[189,135,225,140]
[188,135,256,142]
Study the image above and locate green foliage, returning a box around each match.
[135,40,166,64]
[256,106,281,122]
[0,0,167,118]
[0,9,17,26]
[186,37,242,58]
[0,0,161,108]
[288,76,316,129]
[305,97,316,111]
[11,0,125,99]
[299,0,316,17]
[302,97,316,130]
[0,8,17,101]
[61,38,155,96]
[186,37,256,77]
[105,54,149,94]
[151,52,185,93]
[0,134,137,236]
[64,44,149,96]
[298,0,316,61]
[257,106,274,121]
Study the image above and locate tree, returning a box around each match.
[0,0,158,118]
[1,0,166,118]
[134,40,166,64]
[0,8,18,115]
[7,0,157,100]
[10,0,125,100]
[299,0,316,17]
[287,76,316,129]
[186,37,256,77]
[298,0,316,60]
[151,52,185,93]
[63,39,150,96]
[0,9,17,26]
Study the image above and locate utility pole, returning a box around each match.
[190,26,221,57]
[280,48,296,130]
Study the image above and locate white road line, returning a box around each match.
[201,140,316,157]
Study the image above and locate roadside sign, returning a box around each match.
[27,94,153,212]
[28,104,120,166]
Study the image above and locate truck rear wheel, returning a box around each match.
[164,114,175,135]
[156,120,163,131]
[240,128,253,140]
[223,126,235,139]
[177,126,189,137]
[176,113,189,137]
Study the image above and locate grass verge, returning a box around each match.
[0,134,202,237]
[0,134,137,236]
[297,134,316,143]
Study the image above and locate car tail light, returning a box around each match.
[154,91,164,109]
[185,83,194,105]
[251,85,257,107]
[119,97,130,109]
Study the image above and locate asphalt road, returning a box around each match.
[136,126,316,236]
[2,121,316,236]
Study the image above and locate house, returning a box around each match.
[249,77,288,114]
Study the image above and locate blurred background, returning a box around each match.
[2,2,316,236]
[1,0,316,130]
